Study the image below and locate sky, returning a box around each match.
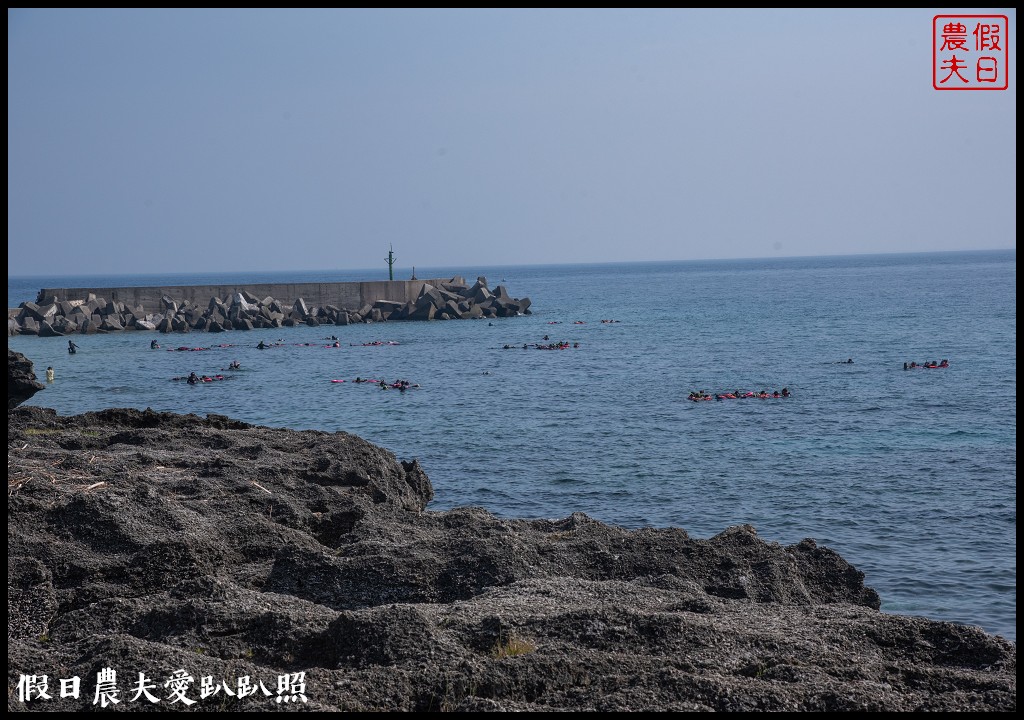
[7,8,1017,277]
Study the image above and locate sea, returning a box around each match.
[7,250,1017,644]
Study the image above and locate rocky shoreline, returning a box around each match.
[6,353,1016,711]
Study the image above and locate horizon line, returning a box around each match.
[7,247,1015,282]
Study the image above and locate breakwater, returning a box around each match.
[9,277,532,336]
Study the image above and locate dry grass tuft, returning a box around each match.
[490,636,537,659]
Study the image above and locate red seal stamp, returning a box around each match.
[934,15,1009,90]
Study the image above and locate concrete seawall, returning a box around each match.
[35,279,461,314]
[12,275,532,336]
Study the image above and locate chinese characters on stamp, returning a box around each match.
[934,15,1009,90]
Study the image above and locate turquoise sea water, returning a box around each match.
[8,250,1017,643]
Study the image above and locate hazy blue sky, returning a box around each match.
[8,8,1017,276]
